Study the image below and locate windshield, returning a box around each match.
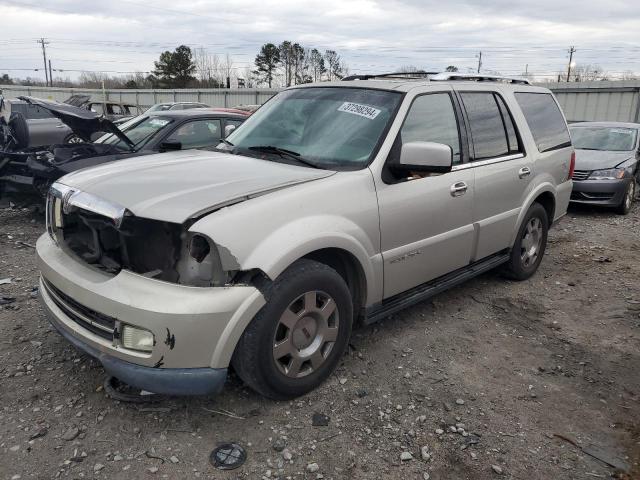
[226,87,402,169]
[96,116,173,150]
[570,126,638,152]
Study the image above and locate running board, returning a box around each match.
[364,250,510,325]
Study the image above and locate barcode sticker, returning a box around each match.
[337,102,381,120]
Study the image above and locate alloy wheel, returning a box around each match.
[272,290,339,378]
[520,217,543,268]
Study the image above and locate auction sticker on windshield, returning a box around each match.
[338,102,381,120]
[149,118,171,127]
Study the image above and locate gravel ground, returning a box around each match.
[0,203,639,480]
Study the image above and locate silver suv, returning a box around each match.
[37,73,574,399]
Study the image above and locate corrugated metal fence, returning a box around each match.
[2,81,640,123]
[0,85,280,109]
[540,80,640,123]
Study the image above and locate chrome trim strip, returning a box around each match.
[50,182,128,229]
[452,153,525,171]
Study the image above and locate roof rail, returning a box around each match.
[342,70,440,81]
[430,73,531,85]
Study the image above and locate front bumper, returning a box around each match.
[570,178,630,206]
[37,233,265,395]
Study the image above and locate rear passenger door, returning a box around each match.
[456,89,531,260]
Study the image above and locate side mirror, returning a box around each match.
[224,124,236,137]
[159,140,182,152]
[396,141,453,173]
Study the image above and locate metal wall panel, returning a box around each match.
[0,85,280,109]
[2,82,638,123]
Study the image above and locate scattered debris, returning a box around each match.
[0,277,12,285]
[553,433,630,472]
[306,463,320,473]
[61,426,80,441]
[201,407,245,420]
[400,451,413,461]
[103,376,165,404]
[491,464,503,475]
[209,443,247,470]
[312,412,330,427]
[0,296,16,305]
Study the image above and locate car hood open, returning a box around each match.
[58,149,335,223]
[18,96,134,148]
[574,149,634,170]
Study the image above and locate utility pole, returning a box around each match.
[477,51,482,74]
[566,46,576,82]
[38,38,50,86]
[48,60,53,87]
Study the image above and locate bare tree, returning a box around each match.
[570,64,607,82]
[620,70,639,80]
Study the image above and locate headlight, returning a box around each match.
[588,168,625,180]
[121,325,154,352]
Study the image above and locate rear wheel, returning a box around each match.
[8,112,29,149]
[503,203,549,281]
[232,259,353,400]
[64,134,84,144]
[616,180,634,215]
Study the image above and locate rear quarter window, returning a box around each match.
[514,92,571,153]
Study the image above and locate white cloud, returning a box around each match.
[1,0,639,82]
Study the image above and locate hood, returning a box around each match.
[18,96,134,148]
[574,149,633,170]
[59,149,335,223]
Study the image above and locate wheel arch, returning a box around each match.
[511,183,557,245]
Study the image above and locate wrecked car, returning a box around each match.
[65,94,143,122]
[37,74,573,399]
[569,121,640,214]
[0,96,248,201]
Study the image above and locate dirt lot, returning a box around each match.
[1,202,639,480]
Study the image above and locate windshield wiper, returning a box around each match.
[247,145,322,169]
[219,138,234,147]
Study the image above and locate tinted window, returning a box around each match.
[495,95,521,154]
[396,93,461,164]
[460,92,509,160]
[515,92,571,152]
[166,119,222,148]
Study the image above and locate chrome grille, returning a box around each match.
[572,170,591,181]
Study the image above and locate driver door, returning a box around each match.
[375,90,476,298]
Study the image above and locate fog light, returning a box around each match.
[121,325,154,352]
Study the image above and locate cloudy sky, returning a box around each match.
[1,0,639,83]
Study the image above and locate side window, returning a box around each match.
[494,95,521,154]
[110,104,123,115]
[91,103,104,115]
[396,93,462,164]
[165,119,222,149]
[514,92,571,153]
[460,92,510,160]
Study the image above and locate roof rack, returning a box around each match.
[342,70,440,81]
[429,73,531,85]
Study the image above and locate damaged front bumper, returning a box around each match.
[37,233,265,396]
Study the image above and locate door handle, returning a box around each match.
[450,181,468,197]
[518,166,531,178]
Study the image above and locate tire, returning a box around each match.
[232,259,353,400]
[64,133,84,144]
[616,180,634,215]
[8,112,29,149]
[503,202,549,281]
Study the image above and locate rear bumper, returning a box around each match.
[570,178,630,206]
[44,300,227,395]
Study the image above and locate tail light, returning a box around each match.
[568,151,575,181]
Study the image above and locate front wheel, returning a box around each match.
[232,259,353,400]
[616,180,635,215]
[503,203,549,281]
